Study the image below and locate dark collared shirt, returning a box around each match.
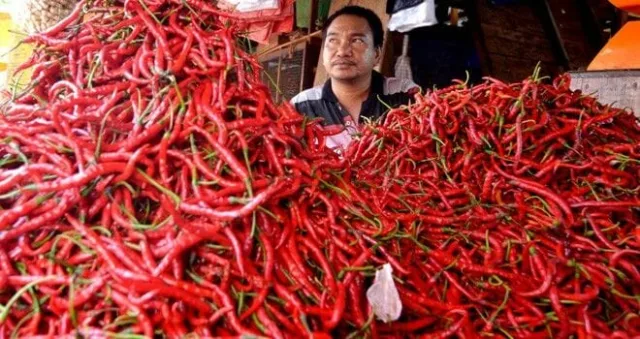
[291,71,418,150]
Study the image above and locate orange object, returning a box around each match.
[588,0,640,70]
[609,0,640,15]
[588,21,640,70]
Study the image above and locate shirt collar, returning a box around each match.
[321,70,385,102]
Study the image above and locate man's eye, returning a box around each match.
[353,38,364,44]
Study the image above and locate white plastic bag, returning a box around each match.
[223,0,279,12]
[394,35,413,81]
[366,264,403,323]
[388,0,437,33]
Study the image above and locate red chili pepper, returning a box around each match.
[153,231,202,277]
[3,0,639,335]
[492,160,575,226]
[186,125,246,180]
[550,286,571,339]
[179,180,284,221]
[256,307,284,339]
[0,193,79,241]
[109,290,155,337]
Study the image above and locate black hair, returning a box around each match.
[322,6,384,49]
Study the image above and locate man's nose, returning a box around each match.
[336,39,352,56]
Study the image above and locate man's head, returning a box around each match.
[322,6,384,82]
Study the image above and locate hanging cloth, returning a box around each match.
[217,0,293,44]
[388,0,437,33]
[394,35,413,81]
[241,0,294,44]
[386,0,426,15]
[221,0,280,12]
[219,0,291,24]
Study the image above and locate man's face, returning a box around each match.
[322,15,380,82]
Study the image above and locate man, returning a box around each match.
[291,5,419,151]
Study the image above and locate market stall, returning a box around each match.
[0,0,638,338]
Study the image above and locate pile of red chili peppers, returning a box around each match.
[343,72,640,338]
[0,0,638,338]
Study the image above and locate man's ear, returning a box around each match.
[374,46,382,64]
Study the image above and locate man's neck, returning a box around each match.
[332,74,372,100]
[331,74,372,121]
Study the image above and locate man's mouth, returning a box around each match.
[332,61,355,66]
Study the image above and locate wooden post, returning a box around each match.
[532,0,571,70]
[468,0,493,76]
[275,52,283,102]
[575,0,605,52]
[308,0,319,33]
[300,0,321,92]
[380,30,395,77]
[299,36,322,92]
